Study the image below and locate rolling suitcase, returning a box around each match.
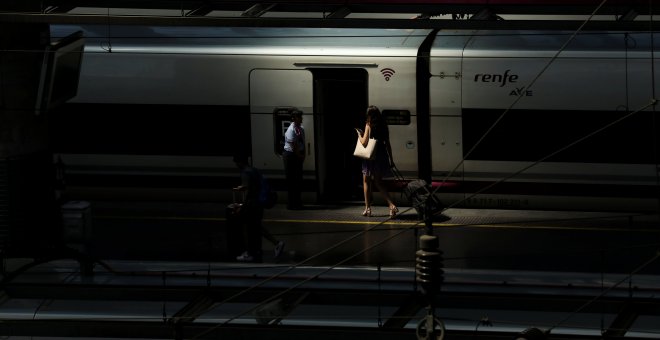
[392,165,444,220]
[403,179,444,220]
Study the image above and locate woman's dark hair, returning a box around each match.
[366,105,381,125]
[366,105,389,142]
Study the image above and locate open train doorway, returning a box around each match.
[311,68,368,202]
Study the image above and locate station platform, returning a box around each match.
[67,200,660,274]
[3,200,660,339]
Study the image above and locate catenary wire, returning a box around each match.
[76,21,660,338]
[7,2,656,332]
[395,0,660,332]
[547,250,660,333]
[1,8,660,340]
[436,0,610,191]
[191,218,421,339]
[423,9,660,224]
[424,0,658,215]
[440,99,657,211]
[198,161,654,336]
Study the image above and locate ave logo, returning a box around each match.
[510,86,533,97]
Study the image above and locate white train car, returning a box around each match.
[434,30,660,211]
[49,25,660,211]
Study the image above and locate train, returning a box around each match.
[48,25,660,212]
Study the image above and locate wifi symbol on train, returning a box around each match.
[380,68,395,81]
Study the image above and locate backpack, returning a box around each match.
[258,171,278,209]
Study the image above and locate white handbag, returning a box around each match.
[353,129,377,160]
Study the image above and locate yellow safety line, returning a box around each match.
[95,215,659,233]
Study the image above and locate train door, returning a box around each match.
[249,68,314,173]
[430,60,464,179]
[311,69,368,202]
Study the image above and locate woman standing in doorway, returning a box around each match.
[358,105,398,217]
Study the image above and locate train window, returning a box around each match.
[382,110,411,125]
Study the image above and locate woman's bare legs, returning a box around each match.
[362,174,372,216]
[373,175,398,217]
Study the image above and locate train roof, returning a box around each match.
[52,25,660,57]
[51,25,431,56]
[433,30,660,57]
